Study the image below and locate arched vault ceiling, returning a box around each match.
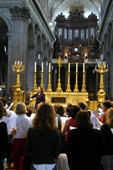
[51,0,101,22]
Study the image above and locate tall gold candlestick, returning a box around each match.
[40,71,45,92]
[66,71,71,92]
[12,61,25,110]
[12,61,25,90]
[47,71,52,92]
[74,71,79,92]
[33,71,37,92]
[54,56,65,92]
[95,61,108,102]
[81,71,86,92]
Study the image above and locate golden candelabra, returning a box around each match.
[74,71,79,92]
[33,71,37,92]
[66,71,71,92]
[54,56,65,92]
[40,71,45,92]
[29,71,38,108]
[95,61,109,102]
[47,71,52,92]
[12,61,25,110]
[81,71,86,92]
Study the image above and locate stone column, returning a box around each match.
[7,33,13,95]
[8,6,30,95]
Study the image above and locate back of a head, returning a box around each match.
[57,105,64,116]
[1,98,7,107]
[102,100,111,109]
[33,103,56,133]
[77,102,86,110]
[66,107,71,116]
[15,102,26,115]
[54,105,59,114]
[70,105,80,119]
[26,107,33,117]
[106,108,113,126]
[67,103,73,109]
[76,110,93,130]
[0,101,3,119]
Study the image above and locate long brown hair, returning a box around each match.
[33,103,57,134]
[76,110,93,130]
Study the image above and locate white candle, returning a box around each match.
[35,62,37,71]
[49,63,51,72]
[42,62,43,72]
[21,61,22,65]
[18,60,19,65]
[83,63,85,72]
[15,61,16,65]
[76,63,78,72]
[68,63,70,72]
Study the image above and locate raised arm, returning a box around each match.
[28,92,36,98]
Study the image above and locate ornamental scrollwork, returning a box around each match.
[9,6,30,20]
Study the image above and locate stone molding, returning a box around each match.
[9,6,31,20]
[42,34,47,44]
[104,33,107,41]
[107,22,112,34]
[35,23,41,34]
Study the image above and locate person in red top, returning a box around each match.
[98,100,111,123]
[62,105,80,141]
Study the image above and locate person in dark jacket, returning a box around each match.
[28,86,45,109]
[26,103,60,170]
[68,110,105,170]
[100,107,113,154]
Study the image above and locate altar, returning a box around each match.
[29,56,88,108]
[45,91,88,106]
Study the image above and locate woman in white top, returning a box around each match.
[1,108,11,134]
[12,102,32,169]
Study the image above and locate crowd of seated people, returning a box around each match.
[1,98,113,170]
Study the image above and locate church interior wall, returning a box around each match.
[0,0,55,98]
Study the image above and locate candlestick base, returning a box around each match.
[74,85,79,92]
[66,85,71,92]
[47,85,52,92]
[97,89,106,102]
[56,83,63,92]
[33,84,37,92]
[81,85,86,92]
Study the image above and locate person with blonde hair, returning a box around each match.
[12,102,32,169]
[26,103,60,170]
